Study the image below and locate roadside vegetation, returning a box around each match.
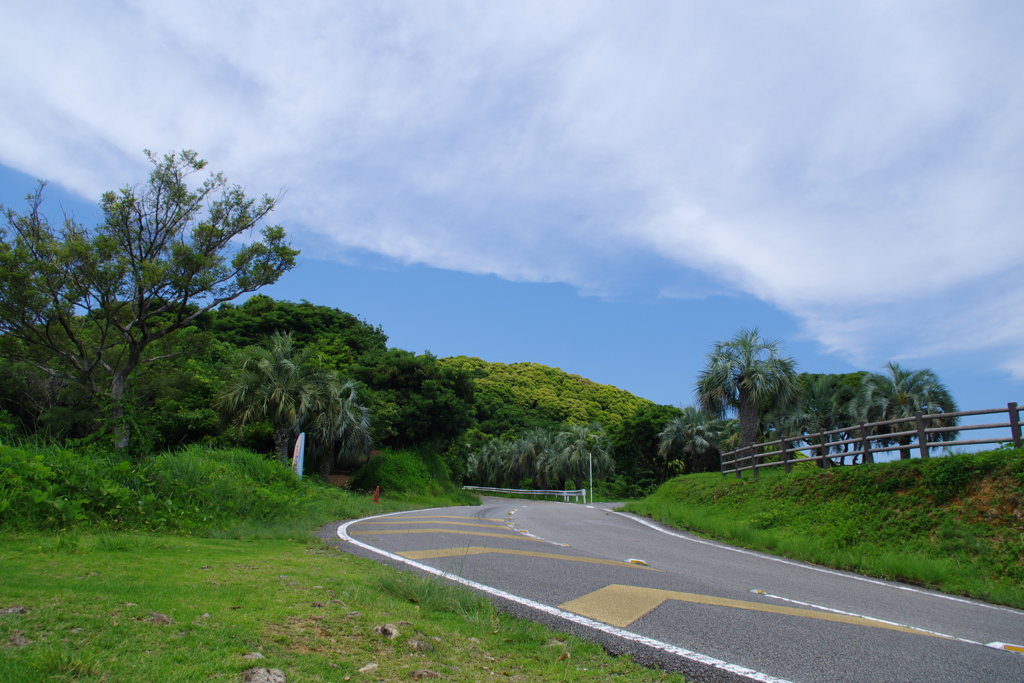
[625,446,1024,609]
[0,442,682,681]
[0,150,1015,677]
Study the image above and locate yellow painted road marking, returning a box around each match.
[348,528,544,542]
[559,585,954,638]
[351,519,507,530]
[362,515,504,522]
[399,546,659,570]
[988,642,1024,654]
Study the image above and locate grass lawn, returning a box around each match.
[0,531,684,682]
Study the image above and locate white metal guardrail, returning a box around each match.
[462,485,587,502]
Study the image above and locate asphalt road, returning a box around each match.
[325,498,1024,682]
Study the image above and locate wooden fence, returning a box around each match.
[720,402,1023,478]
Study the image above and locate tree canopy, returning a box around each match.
[0,150,297,449]
[696,328,798,448]
[441,356,653,437]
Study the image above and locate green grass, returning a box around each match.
[624,447,1024,609]
[0,442,685,680]
[0,442,473,538]
[0,532,684,682]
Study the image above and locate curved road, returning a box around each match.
[327,498,1024,682]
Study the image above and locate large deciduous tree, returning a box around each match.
[0,150,297,449]
[696,328,797,449]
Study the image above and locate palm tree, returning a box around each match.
[506,428,555,487]
[658,406,725,474]
[771,374,860,466]
[218,331,341,463]
[696,328,798,449]
[543,424,613,491]
[311,380,372,478]
[854,362,958,460]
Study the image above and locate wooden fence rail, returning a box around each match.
[720,402,1022,478]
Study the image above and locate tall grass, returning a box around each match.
[0,442,471,537]
[350,448,477,505]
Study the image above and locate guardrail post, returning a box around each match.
[860,423,873,464]
[819,433,831,469]
[1009,402,1022,448]
[915,411,929,458]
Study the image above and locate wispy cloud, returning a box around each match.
[2,1,1022,376]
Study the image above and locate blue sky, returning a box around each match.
[1,1,1022,414]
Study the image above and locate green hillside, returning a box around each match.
[441,356,654,436]
[625,447,1024,608]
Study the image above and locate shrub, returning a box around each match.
[350,449,441,495]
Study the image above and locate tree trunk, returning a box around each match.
[897,435,912,460]
[318,445,334,481]
[274,428,291,464]
[110,370,131,450]
[738,389,759,448]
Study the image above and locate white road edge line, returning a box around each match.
[750,589,986,647]
[338,511,792,683]
[616,512,1024,615]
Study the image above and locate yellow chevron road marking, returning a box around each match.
[559,585,954,638]
[353,519,507,530]
[399,546,659,570]
[348,528,544,542]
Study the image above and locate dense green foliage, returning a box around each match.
[441,356,652,435]
[625,447,1024,607]
[355,350,475,450]
[0,442,467,536]
[466,424,613,490]
[0,151,297,450]
[206,294,388,365]
[349,449,473,502]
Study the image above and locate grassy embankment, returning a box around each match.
[0,443,681,682]
[625,447,1024,609]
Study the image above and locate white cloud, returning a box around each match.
[1,0,1022,376]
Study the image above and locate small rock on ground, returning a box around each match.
[373,623,400,639]
[242,667,286,683]
[8,632,32,647]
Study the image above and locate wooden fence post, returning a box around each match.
[915,411,929,459]
[750,446,759,480]
[819,432,831,469]
[735,449,742,479]
[860,423,873,464]
[781,439,792,473]
[1009,402,1022,448]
